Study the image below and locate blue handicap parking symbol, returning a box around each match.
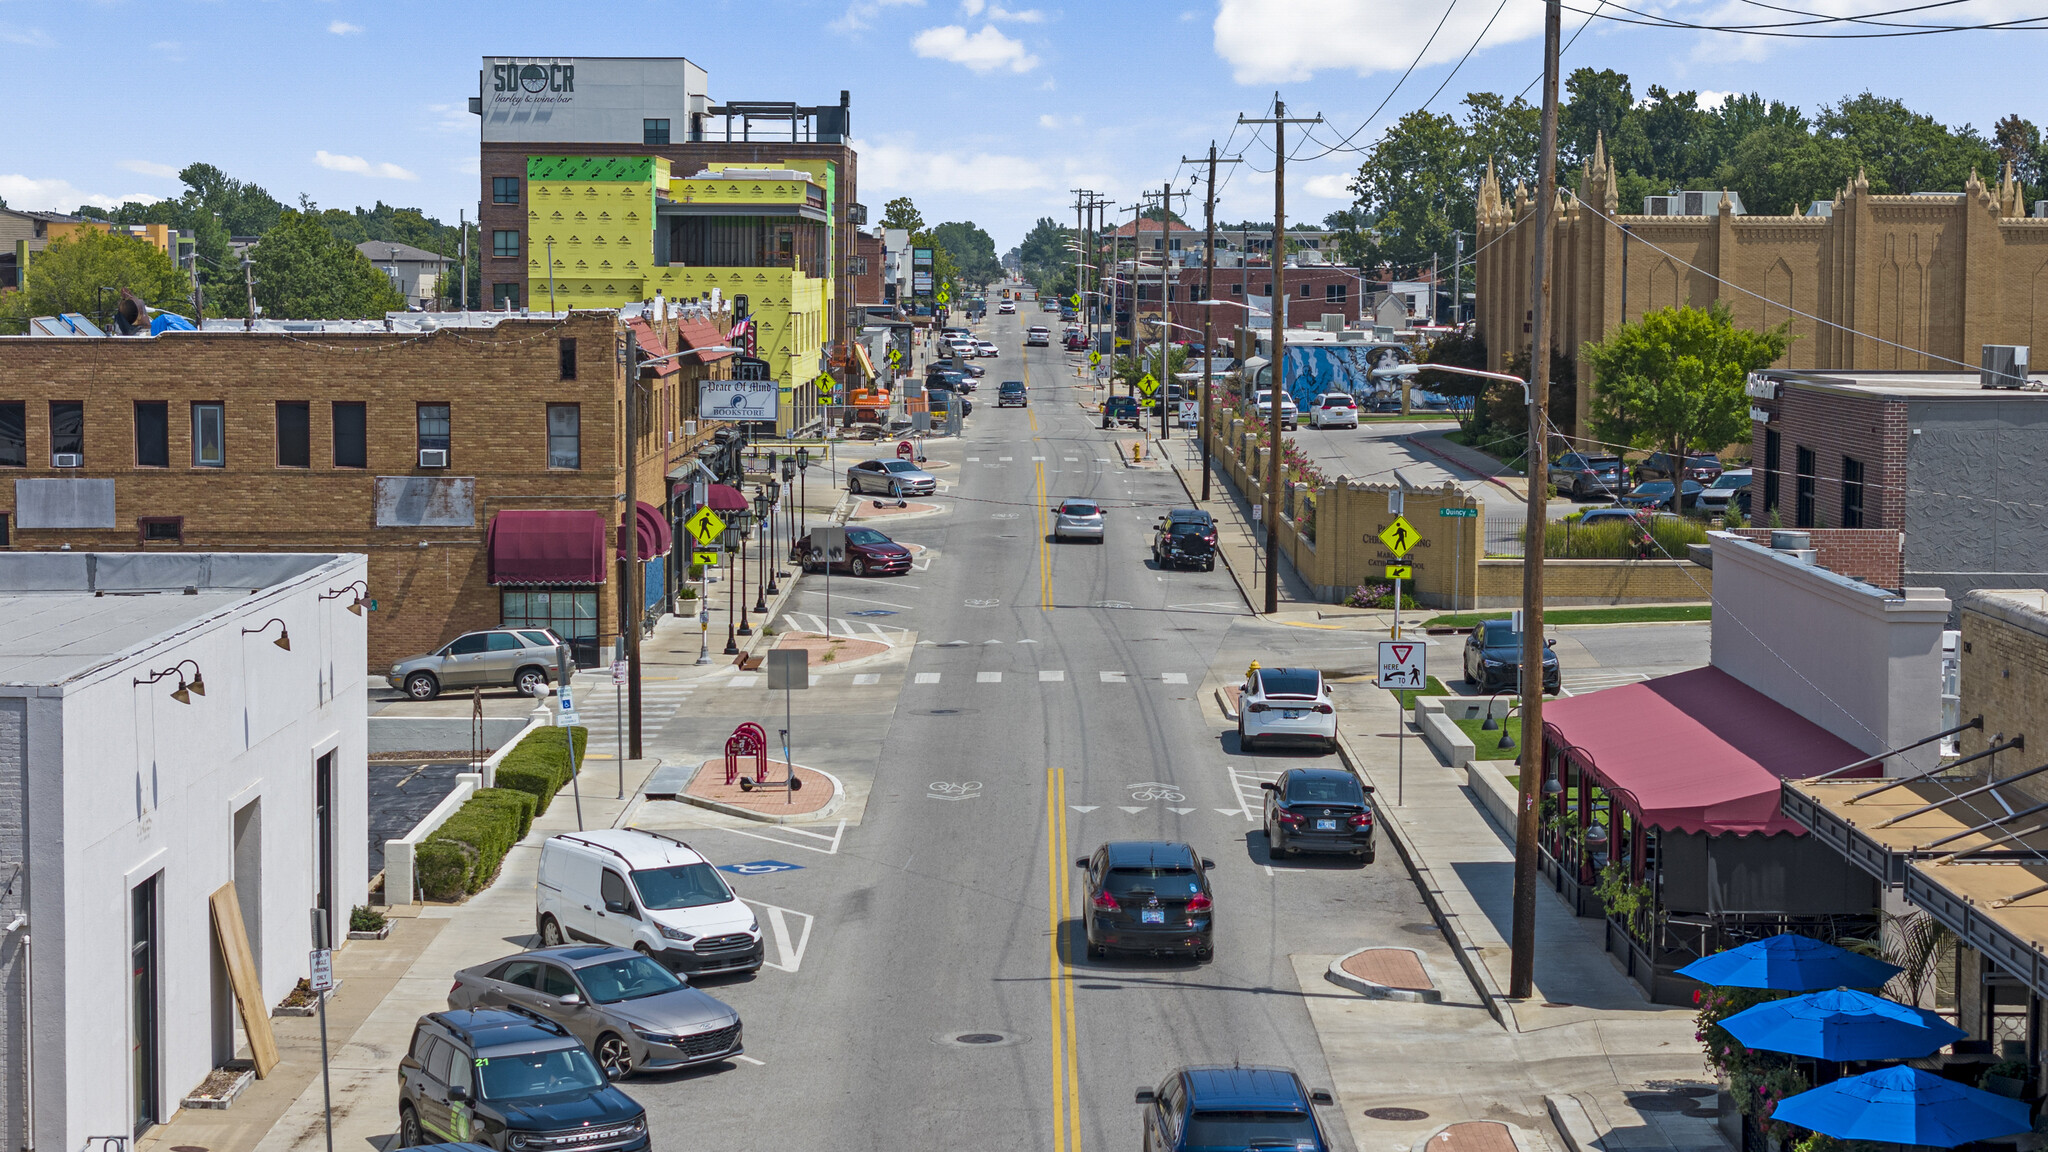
[717,860,803,876]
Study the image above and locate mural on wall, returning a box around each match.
[1274,343,1415,408]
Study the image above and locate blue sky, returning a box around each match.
[4,0,2043,251]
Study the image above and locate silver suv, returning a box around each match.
[388,628,563,700]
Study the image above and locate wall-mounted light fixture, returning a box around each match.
[320,580,369,616]
[135,660,205,704]
[242,618,291,651]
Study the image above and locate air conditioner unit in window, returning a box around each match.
[51,453,81,469]
[419,448,449,468]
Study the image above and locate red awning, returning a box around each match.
[677,317,735,362]
[627,318,679,376]
[706,483,749,512]
[488,510,607,586]
[1543,666,1873,837]
[616,500,672,561]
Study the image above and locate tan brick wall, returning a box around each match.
[1474,558,1712,606]
[1957,591,2048,804]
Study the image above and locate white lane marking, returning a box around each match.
[1216,808,1243,817]
[966,457,980,462]
[735,1055,766,1066]
[999,456,1014,461]
[1099,671,1127,683]
[977,671,1002,683]
[915,672,942,684]
[1117,806,1148,815]
[1161,672,1189,685]
[1224,765,1278,822]
[1070,805,1100,814]
[728,675,760,688]
[1039,670,1065,682]
[1167,807,1197,815]
[744,900,814,973]
[715,819,847,856]
[1065,457,1079,462]
[853,673,881,685]
[1032,456,1046,461]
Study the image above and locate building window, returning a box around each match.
[1325,283,1347,303]
[1299,283,1311,298]
[492,176,521,204]
[50,401,83,461]
[493,230,520,259]
[1167,286,1178,302]
[1762,428,1780,516]
[417,404,451,455]
[1795,446,1816,528]
[1189,284,1208,302]
[644,119,671,145]
[492,282,521,310]
[191,402,224,467]
[0,512,9,547]
[1842,456,1865,528]
[137,517,182,544]
[0,402,22,467]
[547,404,580,469]
[502,589,599,667]
[1230,283,1243,296]
[333,402,366,468]
[135,401,168,467]
[559,338,578,380]
[276,401,310,467]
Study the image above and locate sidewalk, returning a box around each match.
[1304,666,1725,1152]
[1156,426,1318,613]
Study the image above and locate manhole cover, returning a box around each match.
[1364,1107,1430,1122]
[966,598,1002,607]
[847,609,897,617]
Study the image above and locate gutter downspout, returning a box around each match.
[5,906,28,1152]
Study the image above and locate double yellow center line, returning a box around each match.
[1044,767,1082,1151]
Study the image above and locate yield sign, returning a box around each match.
[685,506,727,546]
[1378,515,1418,557]
[1377,640,1426,688]
[1134,373,1160,396]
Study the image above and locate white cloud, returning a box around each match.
[1038,113,1062,129]
[0,24,51,47]
[853,137,1053,196]
[1694,90,1738,110]
[912,23,1039,73]
[833,0,923,33]
[313,150,418,180]
[0,175,162,212]
[962,0,1044,21]
[425,102,473,132]
[119,160,179,179]
[1303,172,1355,200]
[328,20,362,35]
[1214,0,1543,84]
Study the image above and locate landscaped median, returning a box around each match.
[405,725,586,904]
[641,756,844,826]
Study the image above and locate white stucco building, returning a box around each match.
[0,552,369,1150]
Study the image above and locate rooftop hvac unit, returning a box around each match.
[1643,196,1673,216]
[1321,312,1346,332]
[1981,344,2030,389]
[1684,191,1706,216]
[2035,201,2048,219]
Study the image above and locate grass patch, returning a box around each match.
[1453,714,1523,761]
[1424,604,1712,628]
[1389,674,1449,710]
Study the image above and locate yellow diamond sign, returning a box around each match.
[1378,515,1418,557]
[1088,350,1101,366]
[1069,293,1081,307]
[685,507,727,546]
[1135,373,1160,397]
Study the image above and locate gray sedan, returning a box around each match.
[1054,498,1106,542]
[449,945,742,1079]
[848,458,938,497]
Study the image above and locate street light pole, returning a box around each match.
[621,329,643,761]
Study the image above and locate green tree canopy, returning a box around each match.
[1017,216,1075,298]
[1583,302,1789,457]
[930,220,1001,287]
[880,196,925,233]
[0,229,194,334]
[249,211,405,319]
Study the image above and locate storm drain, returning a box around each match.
[1363,1107,1430,1122]
[935,1030,1023,1049]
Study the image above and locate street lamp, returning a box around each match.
[779,456,797,572]
[752,490,774,611]
[794,448,812,547]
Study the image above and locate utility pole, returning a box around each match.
[621,329,645,761]
[459,210,468,312]
[242,252,258,322]
[1155,181,1190,441]
[1239,95,1323,615]
[1182,144,1242,503]
[1452,230,1463,328]
[1509,0,1563,1003]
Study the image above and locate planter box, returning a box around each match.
[347,925,390,941]
[181,1065,255,1111]
[270,982,340,1017]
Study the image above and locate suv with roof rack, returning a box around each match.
[396,1007,649,1152]
[536,830,763,976]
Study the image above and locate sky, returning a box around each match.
[5,0,2046,252]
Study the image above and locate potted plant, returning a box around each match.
[347,904,389,941]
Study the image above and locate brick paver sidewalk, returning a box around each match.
[683,757,834,815]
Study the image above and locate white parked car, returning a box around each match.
[976,340,998,358]
[1251,390,1299,431]
[1308,393,1359,429]
[949,338,979,359]
[536,829,765,975]
[1026,326,1051,347]
[1237,666,1338,753]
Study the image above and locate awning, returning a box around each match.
[488,510,607,586]
[706,483,749,512]
[1545,666,1872,836]
[617,500,671,561]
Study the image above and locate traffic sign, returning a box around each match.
[1069,293,1081,307]
[611,660,628,686]
[692,551,718,566]
[1088,350,1101,366]
[1439,507,1478,518]
[936,286,951,304]
[1177,400,1199,425]
[813,372,835,395]
[1377,641,1427,689]
[685,506,727,546]
[1386,564,1413,580]
[887,348,903,366]
[1134,373,1160,396]
[1138,396,1157,408]
[1378,515,1418,557]
[309,948,334,993]
[558,707,581,729]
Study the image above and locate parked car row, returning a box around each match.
[1548,450,1750,513]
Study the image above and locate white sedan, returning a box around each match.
[1238,666,1338,753]
[976,340,999,358]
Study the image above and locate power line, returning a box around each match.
[1415,0,1515,114]
[1559,0,2047,37]
[1521,0,1605,99]
[1290,0,1463,162]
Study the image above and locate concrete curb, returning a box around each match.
[1325,945,1444,1003]
[1214,686,1240,721]
[1161,439,1260,616]
[1544,1094,1602,1152]
[1335,729,1511,1028]
[1404,431,1523,496]
[670,762,847,826]
[1413,1121,1552,1152]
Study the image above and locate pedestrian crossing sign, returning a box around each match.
[1069,293,1081,307]
[814,373,835,395]
[1135,373,1160,396]
[1378,515,1418,557]
[1088,351,1101,366]
[887,348,902,366]
[1385,564,1412,580]
[685,507,727,546]
[693,551,719,566]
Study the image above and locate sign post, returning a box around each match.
[1377,640,1428,807]
[554,645,584,830]
[309,945,336,1152]
[760,648,811,805]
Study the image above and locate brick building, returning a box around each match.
[0,306,733,668]
[1747,367,2048,607]
[1476,139,2048,437]
[852,228,885,308]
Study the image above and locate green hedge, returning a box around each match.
[416,786,539,902]
[495,727,588,816]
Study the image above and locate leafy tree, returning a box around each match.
[1583,302,1789,457]
[930,220,1002,287]
[1715,126,1859,216]
[1560,68,1633,168]
[1993,114,2043,189]
[880,196,924,233]
[1139,206,1186,225]
[1017,216,1075,297]
[0,230,194,334]
[1464,92,1541,196]
[249,211,405,319]
[1345,108,1465,272]
[1816,93,1999,195]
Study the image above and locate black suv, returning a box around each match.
[1462,618,1560,695]
[397,1008,648,1152]
[1151,509,1217,571]
[997,380,1029,407]
[1633,451,1722,485]
[1548,452,1628,501]
[1077,841,1217,961]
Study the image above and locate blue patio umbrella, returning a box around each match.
[1720,988,1967,1061]
[1771,1065,2031,1147]
[1677,934,1901,991]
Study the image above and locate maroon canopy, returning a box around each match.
[488,510,607,586]
[706,483,749,512]
[616,500,672,561]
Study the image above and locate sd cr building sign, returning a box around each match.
[699,380,780,422]
[491,61,576,96]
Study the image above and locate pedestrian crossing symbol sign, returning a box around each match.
[1135,373,1160,397]
[1377,515,1418,557]
[814,373,835,396]
[887,348,902,367]
[1088,350,1101,366]
[1069,293,1081,307]
[685,507,727,546]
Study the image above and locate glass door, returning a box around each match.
[132,875,161,1136]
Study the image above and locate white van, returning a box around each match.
[536,829,764,975]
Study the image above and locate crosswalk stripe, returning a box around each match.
[1100,671,1127,683]
[977,671,1002,683]
[915,672,941,684]
[728,675,759,688]
[853,673,880,685]
[1039,670,1065,682]
[1161,673,1188,685]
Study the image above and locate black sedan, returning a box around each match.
[1077,841,1215,961]
[1261,768,1375,862]
[1462,618,1560,694]
[801,526,910,577]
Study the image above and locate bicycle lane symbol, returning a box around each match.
[928,781,984,801]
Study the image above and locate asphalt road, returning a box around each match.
[614,301,1454,1151]
[1288,417,1580,524]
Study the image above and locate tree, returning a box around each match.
[1714,126,1859,216]
[1994,114,2043,189]
[930,220,1002,287]
[1345,108,1465,272]
[880,196,924,233]
[1464,92,1541,197]
[1560,68,1633,168]
[249,211,405,319]
[1817,93,1999,195]
[1583,302,1789,457]
[1139,206,1186,225]
[0,229,194,334]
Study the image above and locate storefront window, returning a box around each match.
[501,588,599,667]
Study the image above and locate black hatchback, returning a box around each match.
[1262,768,1376,861]
[397,1008,648,1152]
[1077,841,1216,961]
